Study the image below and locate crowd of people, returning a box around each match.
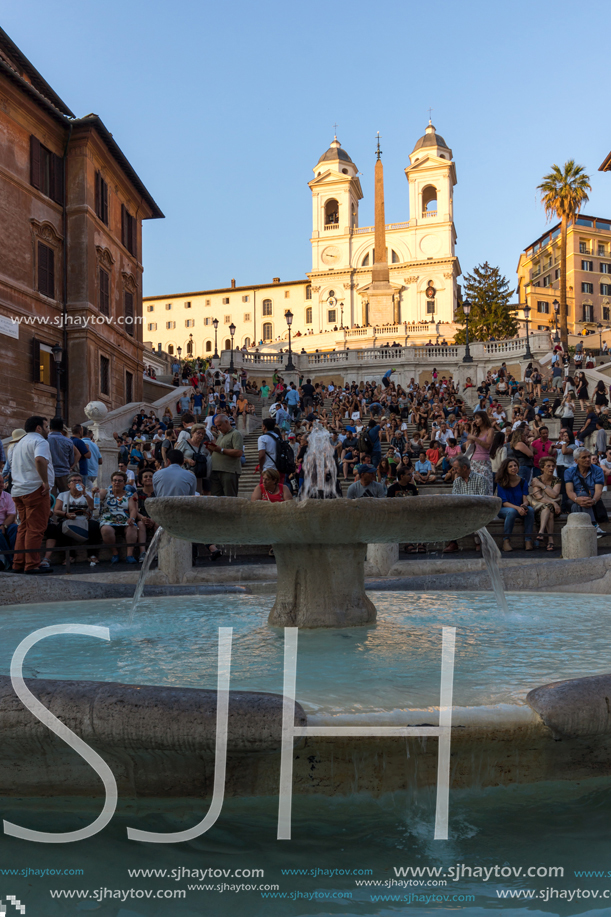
[2,344,611,572]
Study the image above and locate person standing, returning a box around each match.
[0,473,17,570]
[81,429,102,489]
[301,378,315,412]
[71,425,91,489]
[10,415,54,574]
[48,417,78,494]
[207,414,244,497]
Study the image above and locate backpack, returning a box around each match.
[357,428,374,454]
[154,441,164,464]
[268,432,296,475]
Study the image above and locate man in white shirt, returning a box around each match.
[258,417,280,483]
[10,415,54,574]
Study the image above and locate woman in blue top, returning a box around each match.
[495,458,535,552]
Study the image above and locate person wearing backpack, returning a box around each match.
[257,417,296,486]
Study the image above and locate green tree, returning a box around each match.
[537,161,591,348]
[454,262,517,343]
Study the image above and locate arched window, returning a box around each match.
[392,250,400,263]
[243,337,251,348]
[262,322,273,341]
[168,344,174,355]
[361,252,370,266]
[205,340,212,352]
[305,307,313,324]
[325,199,339,225]
[305,285,312,300]
[422,185,437,214]
[224,339,231,350]
[262,299,272,316]
[186,340,193,355]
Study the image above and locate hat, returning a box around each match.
[542,398,549,403]
[356,463,376,475]
[288,434,296,439]
[9,428,26,443]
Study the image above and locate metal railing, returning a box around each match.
[3,540,150,574]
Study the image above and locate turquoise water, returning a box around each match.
[0,591,609,711]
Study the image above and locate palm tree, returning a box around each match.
[538,161,591,348]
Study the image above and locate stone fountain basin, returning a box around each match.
[146,495,501,545]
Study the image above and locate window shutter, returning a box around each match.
[51,154,64,205]
[121,204,127,248]
[38,241,48,295]
[30,136,41,189]
[124,290,134,335]
[95,170,100,218]
[99,268,109,315]
[48,246,55,299]
[31,336,41,382]
[102,179,108,224]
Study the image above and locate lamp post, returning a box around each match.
[462,299,473,363]
[177,345,182,363]
[212,318,219,359]
[51,342,63,419]
[523,303,533,359]
[285,309,295,370]
[598,321,604,356]
[553,299,560,344]
[229,322,236,373]
[339,300,344,330]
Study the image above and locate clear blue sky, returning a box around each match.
[5,0,611,299]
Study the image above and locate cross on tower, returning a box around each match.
[333,122,338,137]
[376,131,382,160]
[428,107,433,122]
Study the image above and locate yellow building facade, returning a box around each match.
[144,123,461,357]
[517,215,611,335]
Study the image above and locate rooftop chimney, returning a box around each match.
[231,279,236,289]
[273,277,280,283]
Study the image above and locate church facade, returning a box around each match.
[143,122,460,358]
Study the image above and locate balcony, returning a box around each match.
[324,223,340,231]
[422,211,437,219]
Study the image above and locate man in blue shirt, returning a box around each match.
[285,384,301,420]
[565,447,606,536]
[82,430,102,489]
[70,425,91,488]
[366,419,382,468]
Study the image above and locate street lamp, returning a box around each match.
[462,299,473,363]
[598,321,604,355]
[552,299,560,344]
[339,300,344,330]
[177,345,182,362]
[522,303,533,359]
[51,342,63,419]
[285,309,295,370]
[229,322,236,373]
[212,318,219,359]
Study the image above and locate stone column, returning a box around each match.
[157,531,192,583]
[268,543,376,628]
[366,543,399,576]
[561,512,598,559]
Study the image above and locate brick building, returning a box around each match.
[0,27,163,437]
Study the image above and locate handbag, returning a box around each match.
[61,515,89,543]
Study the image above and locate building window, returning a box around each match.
[185,319,195,327]
[204,317,211,325]
[187,340,193,355]
[242,295,249,302]
[121,204,136,255]
[426,300,436,314]
[361,252,370,266]
[147,322,157,331]
[602,263,611,274]
[166,321,175,329]
[262,299,272,316]
[224,339,231,350]
[583,304,594,323]
[244,312,251,321]
[537,301,550,314]
[147,304,154,312]
[601,284,611,296]
[168,344,174,355]
[100,356,110,395]
[165,303,172,310]
[582,260,594,271]
[95,171,109,224]
[306,285,312,300]
[121,205,136,256]
[604,307,610,321]
[579,242,590,254]
[582,282,594,294]
[422,185,438,214]
[222,297,230,304]
[305,306,313,324]
[205,341,212,352]
[244,337,251,347]
[99,268,110,316]
[285,290,290,298]
[125,371,133,404]
[205,299,211,306]
[124,291,134,336]
[33,340,56,386]
[391,250,400,263]
[30,136,63,204]
[328,309,336,323]
[555,269,560,279]
[37,242,55,298]
[224,314,231,323]
[184,301,191,309]
[325,198,339,224]
[262,322,273,341]
[542,275,551,287]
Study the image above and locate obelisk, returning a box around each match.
[364,134,396,326]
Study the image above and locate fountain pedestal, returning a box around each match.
[269,543,375,628]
